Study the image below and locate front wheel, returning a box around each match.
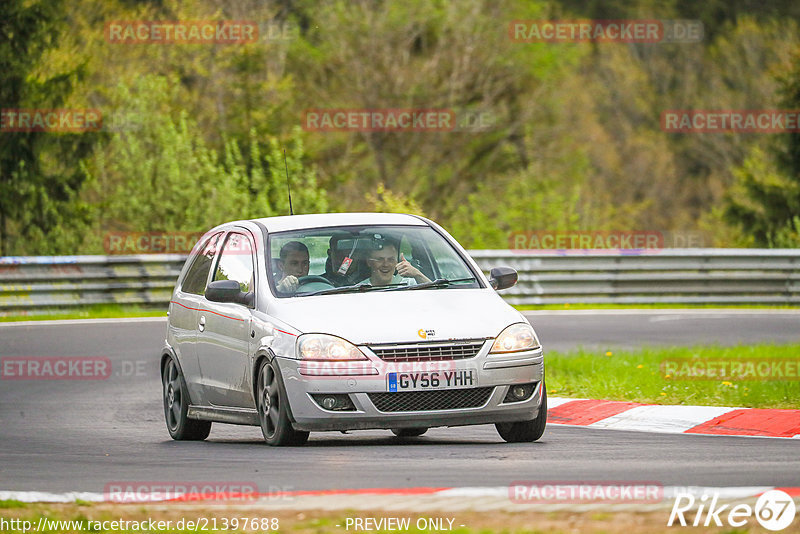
[496,384,547,443]
[257,359,309,446]
[162,357,211,440]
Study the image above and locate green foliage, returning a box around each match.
[0,0,96,255]
[4,0,800,253]
[365,183,424,215]
[769,216,800,247]
[724,145,800,246]
[80,75,326,252]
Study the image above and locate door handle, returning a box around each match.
[198,315,206,332]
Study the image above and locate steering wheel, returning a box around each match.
[296,275,334,292]
[297,275,333,285]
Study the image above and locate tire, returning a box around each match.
[257,359,309,446]
[162,356,211,441]
[496,384,547,443]
[391,428,428,437]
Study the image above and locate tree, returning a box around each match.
[724,49,800,246]
[80,75,326,252]
[0,0,96,255]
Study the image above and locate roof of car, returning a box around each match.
[248,212,428,233]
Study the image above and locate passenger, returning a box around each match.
[322,235,364,287]
[275,241,309,293]
[361,240,430,287]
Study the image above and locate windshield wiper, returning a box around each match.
[385,277,476,292]
[302,282,405,296]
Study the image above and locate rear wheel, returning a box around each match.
[162,357,211,440]
[257,359,309,446]
[496,384,547,443]
[391,428,428,437]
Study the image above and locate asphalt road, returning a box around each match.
[0,313,798,494]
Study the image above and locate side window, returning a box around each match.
[213,232,255,297]
[425,235,471,280]
[181,233,222,295]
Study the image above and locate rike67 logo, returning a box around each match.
[668,490,796,531]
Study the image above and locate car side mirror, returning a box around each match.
[489,267,518,290]
[205,279,254,306]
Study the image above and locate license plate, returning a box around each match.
[387,369,477,392]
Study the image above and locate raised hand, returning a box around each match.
[396,254,430,283]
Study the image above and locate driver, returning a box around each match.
[275,241,309,293]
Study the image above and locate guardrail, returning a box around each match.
[469,249,800,305]
[0,255,186,314]
[1,249,799,314]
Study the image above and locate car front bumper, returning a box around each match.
[276,342,545,432]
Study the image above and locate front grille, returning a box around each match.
[368,341,485,362]
[368,387,494,412]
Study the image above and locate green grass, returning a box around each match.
[0,304,166,322]
[515,303,800,311]
[0,500,28,509]
[546,343,800,409]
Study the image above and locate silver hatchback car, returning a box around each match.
[161,213,545,446]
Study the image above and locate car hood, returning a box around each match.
[269,288,526,345]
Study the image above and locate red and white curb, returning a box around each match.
[548,397,800,438]
[1,486,799,512]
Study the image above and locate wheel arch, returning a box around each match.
[160,347,198,406]
[253,349,300,426]
[252,348,275,405]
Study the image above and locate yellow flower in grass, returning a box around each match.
[636,364,643,369]
[721,381,733,386]
[605,351,613,357]
[660,392,667,396]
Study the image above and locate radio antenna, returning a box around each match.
[283,149,294,215]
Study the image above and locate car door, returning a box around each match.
[196,230,256,408]
[168,231,223,402]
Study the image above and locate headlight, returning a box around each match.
[297,334,366,361]
[490,323,540,353]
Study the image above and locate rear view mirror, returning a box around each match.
[489,267,518,290]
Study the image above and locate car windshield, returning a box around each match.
[267,225,480,297]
